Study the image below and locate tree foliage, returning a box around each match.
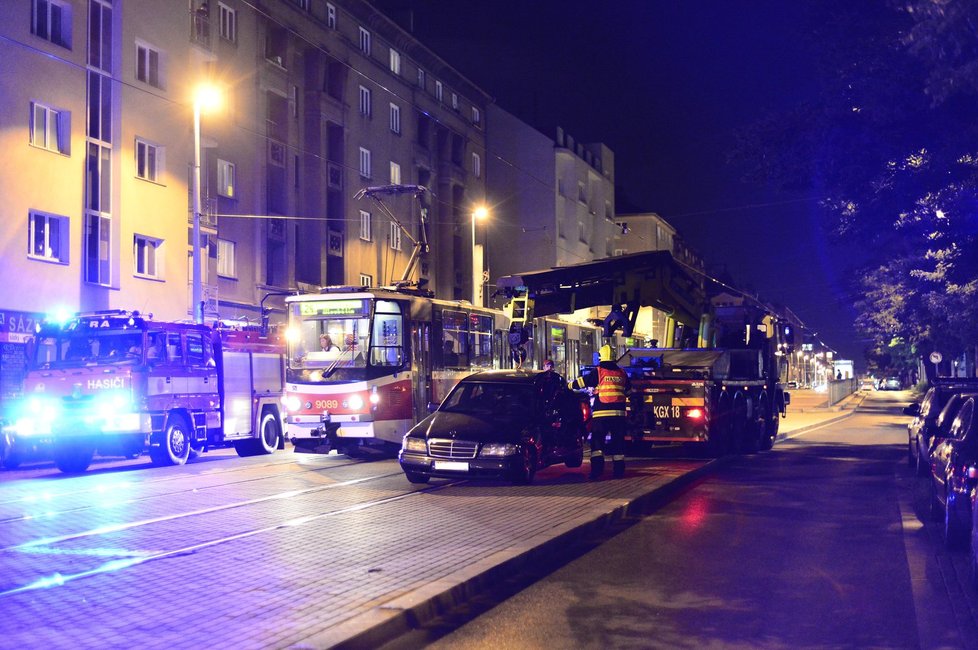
[731,0,978,371]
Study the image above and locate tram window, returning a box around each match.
[442,309,469,367]
[470,314,493,368]
[371,307,404,367]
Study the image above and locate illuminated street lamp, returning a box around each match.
[192,84,221,323]
[472,205,489,305]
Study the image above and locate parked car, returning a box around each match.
[928,396,978,549]
[398,370,588,485]
[905,380,978,474]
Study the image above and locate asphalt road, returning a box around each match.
[422,390,978,650]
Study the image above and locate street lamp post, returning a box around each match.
[471,206,488,305]
[192,85,220,324]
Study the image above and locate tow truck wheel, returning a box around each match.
[53,440,95,473]
[151,415,192,466]
[757,408,774,451]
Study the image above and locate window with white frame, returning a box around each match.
[435,80,443,102]
[136,41,163,89]
[359,27,371,55]
[389,103,401,134]
[30,102,70,154]
[359,147,371,178]
[359,85,371,117]
[217,159,235,197]
[472,152,481,178]
[389,48,401,75]
[28,210,68,263]
[360,273,372,287]
[451,92,458,110]
[326,3,336,28]
[31,0,72,49]
[217,238,236,278]
[359,210,371,241]
[218,3,236,42]
[390,161,401,185]
[389,221,402,251]
[135,138,162,182]
[472,106,481,125]
[134,234,162,279]
[417,67,426,89]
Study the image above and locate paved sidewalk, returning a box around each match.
[319,396,860,649]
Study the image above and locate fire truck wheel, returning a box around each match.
[1,435,21,470]
[53,441,95,473]
[758,407,774,451]
[256,411,281,454]
[510,444,537,485]
[151,415,192,466]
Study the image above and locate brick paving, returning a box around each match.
[0,399,850,649]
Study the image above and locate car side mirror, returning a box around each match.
[782,392,791,406]
[903,404,920,417]
[427,402,439,414]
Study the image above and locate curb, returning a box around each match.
[298,460,721,649]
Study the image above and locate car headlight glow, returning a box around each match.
[402,436,427,453]
[479,443,518,457]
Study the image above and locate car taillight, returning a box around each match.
[686,408,704,420]
[967,465,977,479]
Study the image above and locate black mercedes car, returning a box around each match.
[928,396,978,549]
[904,379,978,474]
[398,370,588,485]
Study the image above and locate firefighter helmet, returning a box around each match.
[599,345,614,362]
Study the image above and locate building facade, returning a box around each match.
[0,0,490,326]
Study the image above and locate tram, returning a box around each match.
[280,286,604,454]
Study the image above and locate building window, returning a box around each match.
[85,212,111,285]
[217,159,235,197]
[31,0,72,49]
[359,210,371,241]
[472,106,481,126]
[389,48,401,75]
[435,80,443,102]
[578,181,587,203]
[290,0,310,11]
[390,161,401,185]
[218,3,236,42]
[578,221,587,243]
[30,102,70,154]
[360,273,372,287]
[472,152,481,178]
[359,27,371,55]
[136,42,163,89]
[134,234,162,279]
[28,210,68,263]
[326,3,336,28]
[389,222,402,251]
[358,85,371,117]
[417,68,426,89]
[217,238,236,278]
[451,92,458,110]
[389,103,401,134]
[359,147,372,179]
[135,138,162,182]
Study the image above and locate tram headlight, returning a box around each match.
[281,395,302,412]
[479,443,518,457]
[347,394,364,410]
[369,387,380,405]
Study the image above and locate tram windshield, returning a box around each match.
[287,298,405,379]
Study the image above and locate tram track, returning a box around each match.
[0,470,462,597]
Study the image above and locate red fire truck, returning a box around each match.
[1,310,285,473]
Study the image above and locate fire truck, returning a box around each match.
[1,310,285,473]
[620,301,791,454]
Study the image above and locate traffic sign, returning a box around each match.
[929,351,943,364]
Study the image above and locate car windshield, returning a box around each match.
[440,382,535,418]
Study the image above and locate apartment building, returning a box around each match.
[0,0,489,399]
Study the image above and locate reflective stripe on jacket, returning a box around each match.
[573,362,629,418]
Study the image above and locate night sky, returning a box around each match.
[375,0,862,363]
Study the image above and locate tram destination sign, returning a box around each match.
[299,299,368,317]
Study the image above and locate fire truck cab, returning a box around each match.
[2,310,285,473]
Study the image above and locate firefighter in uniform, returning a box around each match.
[570,344,631,479]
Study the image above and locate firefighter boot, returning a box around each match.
[612,458,625,478]
[589,453,604,480]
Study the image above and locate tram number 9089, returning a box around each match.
[314,399,340,410]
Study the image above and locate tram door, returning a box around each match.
[411,321,432,422]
